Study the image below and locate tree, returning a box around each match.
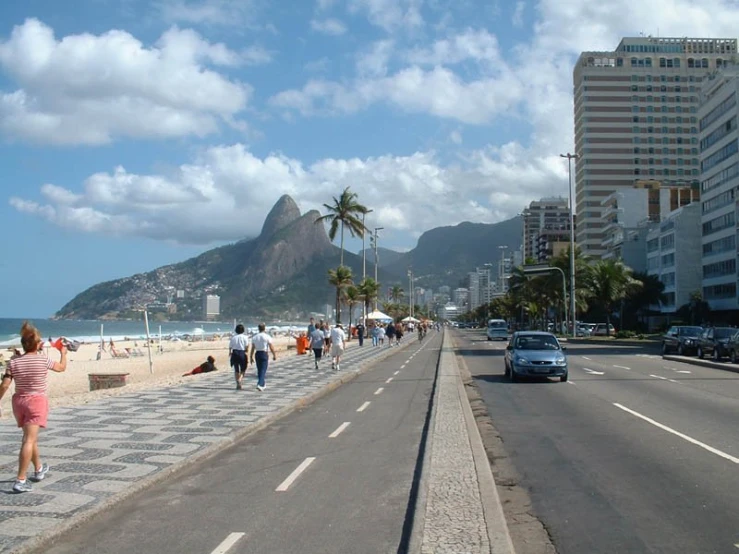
[344,285,360,332]
[328,266,354,324]
[676,291,711,326]
[623,272,667,330]
[390,285,405,304]
[315,187,369,266]
[551,245,593,317]
[587,259,641,336]
[357,277,381,315]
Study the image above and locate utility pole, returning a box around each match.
[408,268,413,318]
[560,152,578,338]
[373,227,384,310]
[361,210,373,322]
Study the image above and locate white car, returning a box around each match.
[593,323,616,336]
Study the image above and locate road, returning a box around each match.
[39,334,441,554]
[455,330,739,554]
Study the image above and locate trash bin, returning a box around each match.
[296,335,307,355]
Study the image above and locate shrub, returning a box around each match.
[615,330,636,339]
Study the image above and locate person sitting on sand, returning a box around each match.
[182,356,218,377]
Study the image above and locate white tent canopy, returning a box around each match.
[366,310,393,322]
[402,316,420,323]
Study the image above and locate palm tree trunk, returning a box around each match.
[336,287,341,324]
[606,312,611,337]
[340,221,345,266]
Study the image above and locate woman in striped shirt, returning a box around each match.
[0,322,67,493]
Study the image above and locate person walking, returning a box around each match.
[386,322,396,347]
[322,323,331,357]
[250,324,276,391]
[309,324,326,369]
[307,317,316,335]
[395,324,404,346]
[0,322,66,493]
[229,324,250,390]
[329,323,347,371]
[356,320,365,347]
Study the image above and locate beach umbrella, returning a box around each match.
[366,310,393,323]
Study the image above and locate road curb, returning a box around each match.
[14,341,412,554]
[662,354,739,375]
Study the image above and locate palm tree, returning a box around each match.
[390,286,404,303]
[344,285,360,333]
[587,259,641,336]
[315,187,369,266]
[357,277,381,314]
[624,272,667,330]
[328,265,354,324]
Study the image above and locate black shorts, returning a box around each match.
[230,351,247,373]
[313,348,323,359]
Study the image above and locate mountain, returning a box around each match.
[385,217,523,288]
[56,195,398,321]
[359,247,406,267]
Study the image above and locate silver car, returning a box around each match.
[504,331,568,382]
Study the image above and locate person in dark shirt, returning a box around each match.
[182,356,218,376]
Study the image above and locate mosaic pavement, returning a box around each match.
[0,339,411,553]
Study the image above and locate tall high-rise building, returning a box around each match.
[202,295,220,321]
[574,36,737,257]
[522,197,571,261]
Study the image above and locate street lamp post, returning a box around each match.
[408,268,413,319]
[498,245,508,294]
[361,210,373,322]
[560,152,578,339]
[373,227,384,311]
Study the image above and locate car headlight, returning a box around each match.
[554,356,566,365]
[684,339,693,344]
[514,355,529,365]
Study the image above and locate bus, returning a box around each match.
[486,319,509,341]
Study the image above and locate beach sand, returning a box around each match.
[0,335,296,418]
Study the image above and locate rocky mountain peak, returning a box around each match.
[260,194,301,238]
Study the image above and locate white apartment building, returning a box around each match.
[646,203,702,312]
[452,288,469,310]
[202,294,220,320]
[574,36,736,257]
[522,198,571,261]
[698,67,739,311]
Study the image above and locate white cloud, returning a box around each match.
[405,28,502,65]
[449,130,462,144]
[241,45,273,65]
[9,143,565,244]
[348,0,423,32]
[310,18,348,35]
[317,0,338,10]
[356,40,394,76]
[512,1,525,27]
[0,19,251,145]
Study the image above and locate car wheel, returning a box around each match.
[560,372,568,382]
[697,347,704,359]
[504,363,510,377]
[713,348,721,361]
[510,368,518,382]
[677,343,684,356]
[661,342,668,356]
[487,337,492,341]
[731,350,737,364]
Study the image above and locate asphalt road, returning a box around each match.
[456,330,739,554]
[39,334,441,554]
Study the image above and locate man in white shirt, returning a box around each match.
[249,323,277,391]
[228,324,250,390]
[329,323,346,371]
[309,326,326,370]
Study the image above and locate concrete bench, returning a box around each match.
[88,373,130,391]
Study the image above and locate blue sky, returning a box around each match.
[2,0,738,317]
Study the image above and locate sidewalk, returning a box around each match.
[411,332,515,554]
[0,337,413,554]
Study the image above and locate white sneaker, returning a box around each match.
[256,385,265,391]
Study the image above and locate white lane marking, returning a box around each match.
[356,401,371,412]
[567,380,576,385]
[401,364,407,369]
[613,365,631,370]
[650,374,668,381]
[393,370,400,375]
[582,356,592,360]
[582,368,605,375]
[668,379,683,385]
[276,457,316,492]
[386,377,394,383]
[329,422,350,438]
[677,370,691,374]
[210,532,246,554]
[374,387,384,395]
[613,403,739,464]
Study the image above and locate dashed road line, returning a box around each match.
[582,356,592,360]
[374,387,384,395]
[276,457,316,492]
[329,422,351,438]
[613,403,739,464]
[668,379,683,385]
[582,368,605,375]
[356,401,371,412]
[386,377,394,383]
[613,365,631,370]
[210,532,246,554]
[650,374,668,381]
[677,370,692,374]
[393,370,400,375]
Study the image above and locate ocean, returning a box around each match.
[0,318,307,347]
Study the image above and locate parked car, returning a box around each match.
[504,331,568,382]
[661,326,704,356]
[576,323,594,337]
[723,331,739,363]
[593,323,617,336]
[696,327,736,360]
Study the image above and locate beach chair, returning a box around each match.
[110,347,129,359]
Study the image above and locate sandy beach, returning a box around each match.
[0,335,295,417]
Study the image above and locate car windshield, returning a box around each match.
[678,327,703,336]
[715,328,735,339]
[515,335,560,350]
[488,321,507,329]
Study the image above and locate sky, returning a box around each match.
[3,0,739,317]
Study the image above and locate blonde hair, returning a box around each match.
[20,321,41,353]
